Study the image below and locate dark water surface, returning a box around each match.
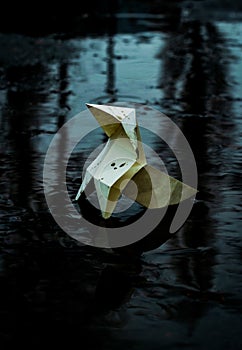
[0,1,242,349]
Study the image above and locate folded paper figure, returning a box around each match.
[75,104,197,219]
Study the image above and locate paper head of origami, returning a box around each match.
[75,104,197,219]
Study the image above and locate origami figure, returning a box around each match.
[75,104,197,219]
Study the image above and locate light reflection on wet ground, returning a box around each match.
[0,2,242,349]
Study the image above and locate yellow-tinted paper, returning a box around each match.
[75,104,197,218]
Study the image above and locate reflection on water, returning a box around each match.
[0,1,242,348]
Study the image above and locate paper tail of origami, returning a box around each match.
[123,165,197,209]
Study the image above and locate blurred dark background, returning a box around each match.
[0,1,242,349]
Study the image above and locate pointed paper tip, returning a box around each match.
[86,103,104,108]
[102,211,112,219]
[86,103,107,112]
